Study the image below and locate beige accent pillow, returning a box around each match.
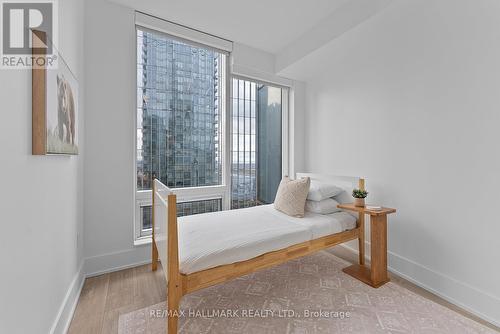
[274,176,311,218]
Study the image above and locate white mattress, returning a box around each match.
[177,205,356,274]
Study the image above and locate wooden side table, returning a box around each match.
[337,203,396,288]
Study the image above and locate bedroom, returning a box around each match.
[0,0,499,333]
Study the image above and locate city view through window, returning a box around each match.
[231,78,283,209]
[136,29,223,191]
[136,28,284,233]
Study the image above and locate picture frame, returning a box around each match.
[32,30,79,155]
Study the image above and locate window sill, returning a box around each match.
[134,236,152,246]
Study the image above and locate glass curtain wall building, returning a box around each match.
[136,29,223,227]
[137,29,222,190]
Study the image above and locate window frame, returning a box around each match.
[231,75,290,179]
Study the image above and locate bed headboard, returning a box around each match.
[295,172,365,205]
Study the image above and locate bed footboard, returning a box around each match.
[152,179,183,333]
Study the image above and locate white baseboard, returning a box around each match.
[84,246,151,277]
[339,243,500,328]
[49,262,85,334]
[48,247,151,334]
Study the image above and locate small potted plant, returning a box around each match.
[352,189,368,207]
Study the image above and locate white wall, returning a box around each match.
[232,42,276,75]
[83,0,306,275]
[83,0,141,274]
[298,0,500,326]
[0,0,85,333]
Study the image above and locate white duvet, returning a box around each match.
[177,205,356,274]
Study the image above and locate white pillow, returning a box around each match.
[307,180,344,201]
[274,176,311,218]
[305,198,341,214]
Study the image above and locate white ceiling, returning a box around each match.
[108,0,350,54]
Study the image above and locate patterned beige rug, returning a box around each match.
[118,251,496,333]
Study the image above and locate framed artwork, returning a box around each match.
[32,30,79,155]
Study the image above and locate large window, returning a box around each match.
[135,27,227,238]
[136,29,224,190]
[135,21,289,241]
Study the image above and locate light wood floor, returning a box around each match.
[68,247,500,333]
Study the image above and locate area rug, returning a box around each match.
[118,251,497,333]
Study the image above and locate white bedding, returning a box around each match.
[177,205,356,274]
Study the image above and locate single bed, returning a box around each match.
[152,173,366,333]
[178,204,356,274]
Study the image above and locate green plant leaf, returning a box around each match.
[352,188,368,198]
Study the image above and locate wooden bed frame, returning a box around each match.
[151,174,366,333]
